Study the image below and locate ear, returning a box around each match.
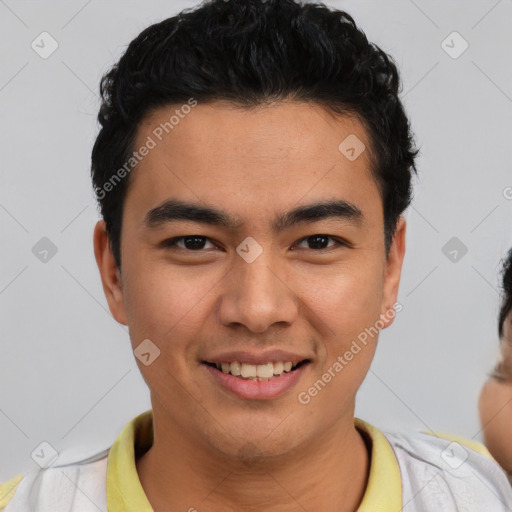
[379,216,406,328]
[93,220,128,325]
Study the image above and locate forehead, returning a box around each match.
[125,101,382,228]
[138,100,372,167]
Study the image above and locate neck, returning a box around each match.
[136,403,370,512]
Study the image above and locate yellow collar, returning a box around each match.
[354,418,402,511]
[106,410,402,511]
[107,410,154,511]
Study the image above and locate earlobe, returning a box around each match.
[380,216,406,329]
[93,220,128,325]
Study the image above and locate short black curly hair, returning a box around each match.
[499,249,512,339]
[91,0,418,270]
[490,249,512,381]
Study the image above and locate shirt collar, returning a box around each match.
[354,418,403,511]
[106,410,402,511]
[107,410,154,511]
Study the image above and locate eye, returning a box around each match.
[294,234,345,251]
[161,236,218,251]
[160,234,348,253]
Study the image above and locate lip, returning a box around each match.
[202,349,310,366]
[202,359,310,400]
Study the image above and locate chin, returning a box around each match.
[204,422,307,462]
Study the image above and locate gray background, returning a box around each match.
[1,0,512,481]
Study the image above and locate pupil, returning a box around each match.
[184,236,206,250]
[308,235,328,249]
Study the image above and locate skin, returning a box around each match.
[94,100,406,511]
[479,312,512,479]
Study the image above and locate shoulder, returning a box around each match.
[384,429,512,510]
[0,447,110,511]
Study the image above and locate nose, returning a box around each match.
[217,250,299,334]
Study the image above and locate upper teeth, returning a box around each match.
[217,361,296,379]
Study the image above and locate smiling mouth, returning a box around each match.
[203,360,310,381]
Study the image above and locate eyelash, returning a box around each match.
[161,234,348,253]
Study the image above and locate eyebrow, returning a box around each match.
[144,198,363,232]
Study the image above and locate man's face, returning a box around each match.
[479,312,512,476]
[95,101,405,458]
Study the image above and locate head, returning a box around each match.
[479,249,512,476]
[92,0,417,271]
[92,0,416,460]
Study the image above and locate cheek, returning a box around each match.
[480,380,512,472]
[122,258,220,346]
[299,262,385,339]
[122,248,385,357]
[294,264,384,400]
[121,262,217,397]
